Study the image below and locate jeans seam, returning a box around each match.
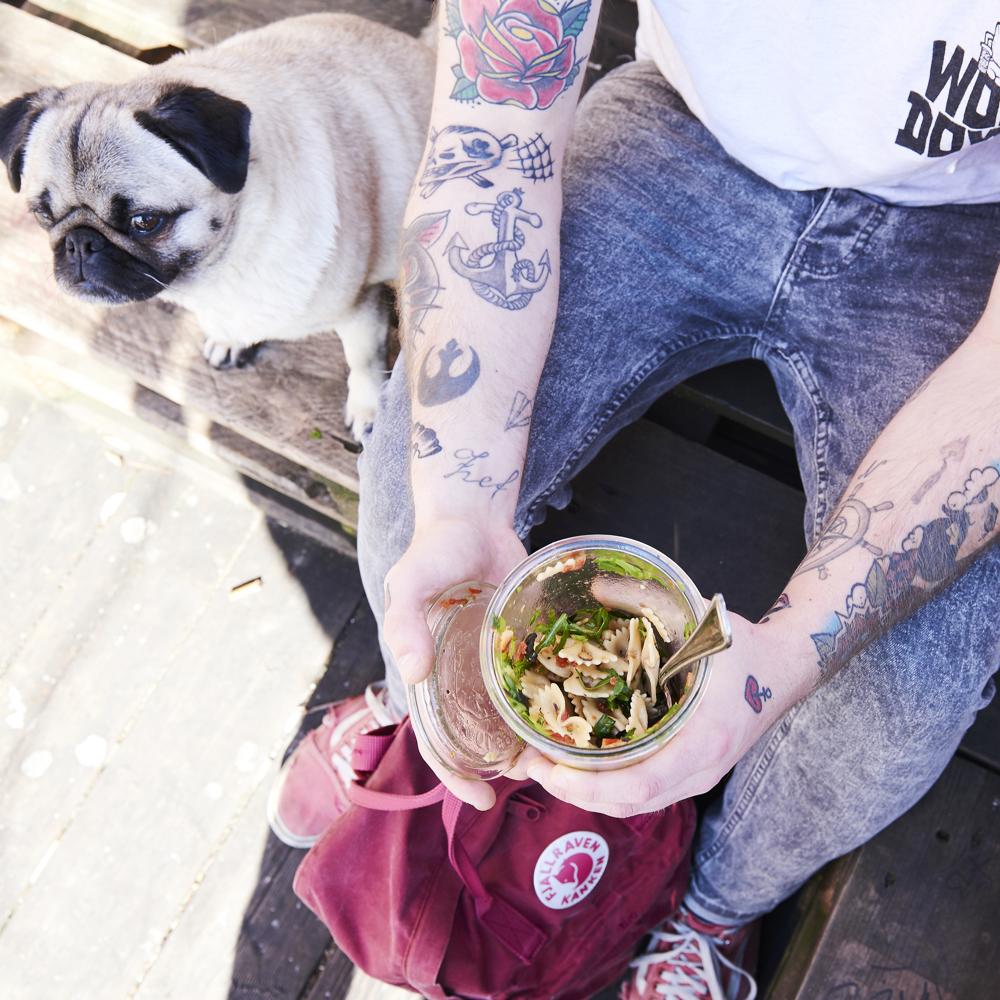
[763,189,834,326]
[519,323,760,533]
[796,201,890,277]
[765,341,833,536]
[693,706,801,867]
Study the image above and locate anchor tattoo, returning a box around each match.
[417,338,481,406]
[446,188,551,311]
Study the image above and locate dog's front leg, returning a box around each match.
[335,286,389,440]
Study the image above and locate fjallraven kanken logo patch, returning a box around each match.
[532,830,609,910]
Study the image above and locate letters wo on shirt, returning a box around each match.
[896,30,1000,158]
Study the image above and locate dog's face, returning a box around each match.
[0,82,251,305]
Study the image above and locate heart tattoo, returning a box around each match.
[744,675,773,714]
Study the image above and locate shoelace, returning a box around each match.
[328,683,399,787]
[628,918,757,1000]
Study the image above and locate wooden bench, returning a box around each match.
[1,1,997,997]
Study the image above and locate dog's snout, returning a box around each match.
[64,226,108,260]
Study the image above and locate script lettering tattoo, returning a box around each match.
[793,494,895,580]
[399,211,449,339]
[446,188,551,310]
[911,435,968,504]
[445,0,590,110]
[504,390,533,431]
[811,464,1000,672]
[759,593,790,623]
[417,338,481,406]
[419,126,554,199]
[744,675,773,714]
[412,421,443,459]
[444,448,520,498]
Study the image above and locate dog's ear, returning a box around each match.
[0,90,56,193]
[135,85,251,194]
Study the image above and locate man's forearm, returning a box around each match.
[399,2,602,528]
[764,298,1000,699]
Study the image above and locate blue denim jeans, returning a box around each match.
[357,61,1000,924]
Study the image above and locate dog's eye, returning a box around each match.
[31,206,53,226]
[129,213,165,236]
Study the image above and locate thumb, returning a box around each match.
[384,577,435,685]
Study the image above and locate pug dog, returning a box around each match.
[0,14,434,437]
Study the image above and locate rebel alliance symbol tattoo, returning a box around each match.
[447,189,551,310]
[505,390,533,431]
[412,422,443,459]
[419,126,554,199]
[400,211,449,338]
[793,495,894,580]
[417,338,481,406]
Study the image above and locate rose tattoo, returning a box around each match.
[446,0,589,110]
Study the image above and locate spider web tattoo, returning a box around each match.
[512,135,555,182]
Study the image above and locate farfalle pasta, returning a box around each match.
[493,600,694,750]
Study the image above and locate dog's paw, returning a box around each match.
[344,376,380,441]
[202,339,262,370]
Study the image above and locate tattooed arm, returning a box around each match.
[384,2,603,805]
[524,284,1000,816]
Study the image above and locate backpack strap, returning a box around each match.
[347,724,550,963]
[441,792,548,964]
[347,780,447,810]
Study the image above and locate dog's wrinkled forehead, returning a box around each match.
[24,87,213,214]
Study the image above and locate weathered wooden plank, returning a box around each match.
[0,443,364,997]
[533,419,807,622]
[671,362,795,448]
[0,6,361,501]
[225,598,384,1000]
[0,394,263,932]
[138,599,386,1000]
[28,0,433,53]
[2,320,361,528]
[768,755,1000,999]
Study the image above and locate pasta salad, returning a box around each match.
[493,600,694,751]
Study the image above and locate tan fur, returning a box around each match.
[18,14,435,435]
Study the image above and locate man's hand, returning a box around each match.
[517,614,795,817]
[383,516,526,810]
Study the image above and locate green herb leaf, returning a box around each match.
[592,715,617,740]
[538,612,569,653]
[308,427,323,440]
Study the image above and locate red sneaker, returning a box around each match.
[267,683,398,848]
[621,906,758,1000]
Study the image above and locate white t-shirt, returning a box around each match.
[635,0,1000,206]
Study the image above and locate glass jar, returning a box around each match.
[408,535,719,782]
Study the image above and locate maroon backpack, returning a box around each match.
[293,719,695,1000]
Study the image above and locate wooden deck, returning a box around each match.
[1,0,999,997]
